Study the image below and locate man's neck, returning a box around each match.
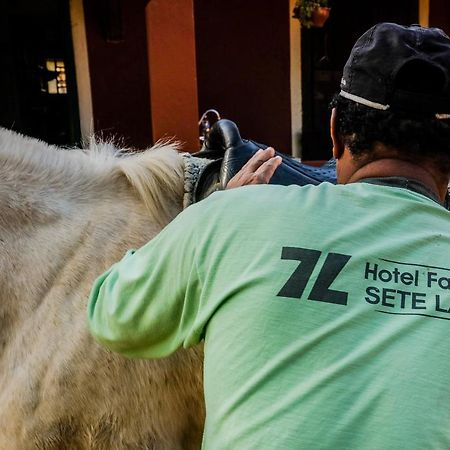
[348,158,447,202]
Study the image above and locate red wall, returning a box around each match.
[83,0,152,149]
[194,0,292,153]
[146,0,199,151]
[430,0,450,35]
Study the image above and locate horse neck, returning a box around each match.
[0,135,186,353]
[0,178,178,358]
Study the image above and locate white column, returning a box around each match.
[419,0,430,27]
[289,0,302,158]
[70,0,93,144]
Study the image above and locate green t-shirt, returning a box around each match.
[88,181,450,449]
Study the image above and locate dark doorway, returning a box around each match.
[0,0,80,146]
[194,0,292,154]
[300,0,419,160]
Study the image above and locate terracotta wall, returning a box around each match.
[84,0,291,151]
[194,0,292,153]
[146,0,199,151]
[83,0,152,149]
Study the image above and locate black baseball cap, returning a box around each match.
[340,23,450,118]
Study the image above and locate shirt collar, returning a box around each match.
[358,177,443,206]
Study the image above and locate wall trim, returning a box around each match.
[419,0,430,27]
[289,0,302,158]
[70,0,93,144]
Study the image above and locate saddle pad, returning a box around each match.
[182,154,212,208]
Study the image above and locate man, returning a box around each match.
[88,23,450,449]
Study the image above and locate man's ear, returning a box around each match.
[330,108,344,159]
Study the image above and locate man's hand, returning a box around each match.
[226,147,282,189]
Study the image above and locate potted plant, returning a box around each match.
[292,0,331,29]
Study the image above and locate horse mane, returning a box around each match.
[0,128,185,226]
[115,141,185,225]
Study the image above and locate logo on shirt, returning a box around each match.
[364,259,450,320]
[276,247,351,306]
[277,246,450,320]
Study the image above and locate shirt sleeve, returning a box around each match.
[87,201,206,359]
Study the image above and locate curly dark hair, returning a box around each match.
[330,94,450,174]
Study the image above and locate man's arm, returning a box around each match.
[87,206,205,359]
[88,148,281,358]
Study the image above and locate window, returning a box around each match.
[44,59,67,94]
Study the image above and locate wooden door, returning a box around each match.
[0,0,80,146]
[301,0,419,160]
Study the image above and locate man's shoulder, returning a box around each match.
[199,183,341,213]
[211,183,336,201]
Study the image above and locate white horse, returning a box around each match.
[0,128,206,449]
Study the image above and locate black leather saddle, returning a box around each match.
[192,119,336,202]
[192,119,450,210]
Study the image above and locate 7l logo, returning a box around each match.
[277,247,351,305]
